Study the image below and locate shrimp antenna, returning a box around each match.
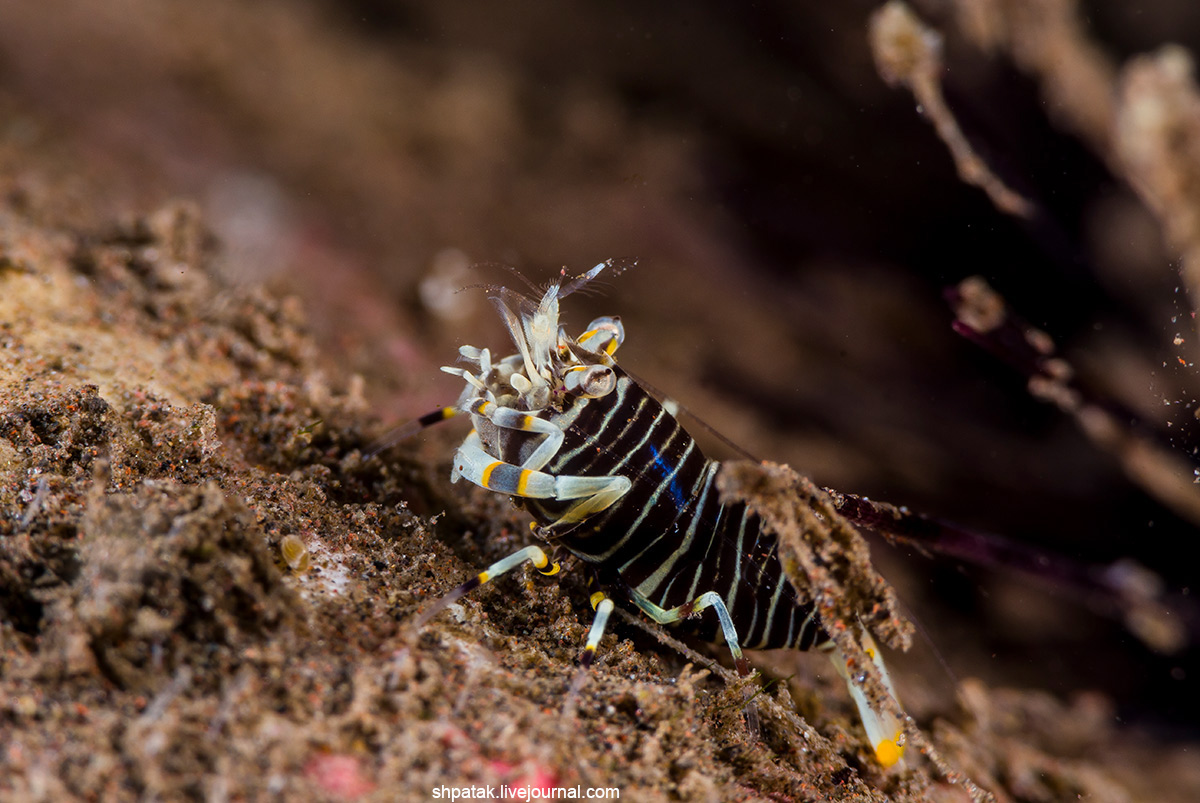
[558,258,637,300]
[470,261,542,295]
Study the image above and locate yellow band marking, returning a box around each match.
[578,329,598,343]
[531,549,559,576]
[604,339,618,356]
[516,469,532,495]
[481,461,502,488]
[875,738,903,768]
[478,571,490,584]
[589,591,607,610]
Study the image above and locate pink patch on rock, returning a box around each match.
[304,753,376,800]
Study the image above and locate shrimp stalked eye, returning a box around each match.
[563,365,616,399]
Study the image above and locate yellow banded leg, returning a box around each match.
[580,592,615,669]
[564,591,616,717]
[364,406,458,459]
[452,431,557,495]
[464,398,565,471]
[828,630,906,768]
[452,431,631,510]
[413,544,560,630]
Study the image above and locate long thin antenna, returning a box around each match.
[620,365,758,462]
[471,261,542,295]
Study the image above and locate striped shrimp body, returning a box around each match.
[412,261,906,767]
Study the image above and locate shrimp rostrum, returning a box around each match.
[407,260,907,767]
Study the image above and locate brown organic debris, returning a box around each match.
[716,459,995,803]
[870,1,1034,218]
[1115,47,1200,323]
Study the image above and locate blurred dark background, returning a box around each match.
[2,0,1197,736]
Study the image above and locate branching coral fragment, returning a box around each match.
[1115,47,1200,326]
[869,1,1034,218]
